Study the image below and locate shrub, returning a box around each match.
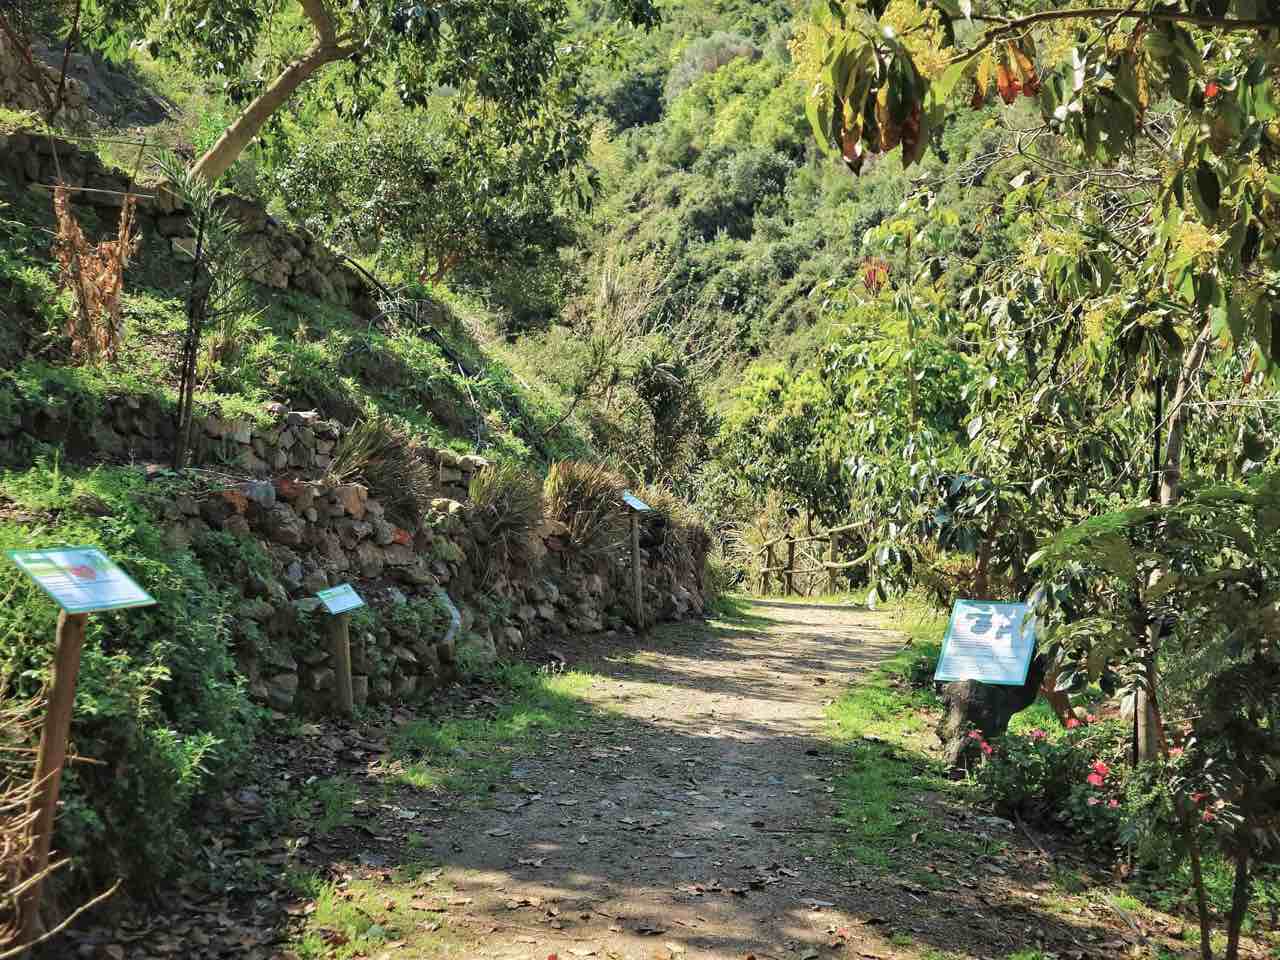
[0,463,256,895]
[327,414,436,528]
[543,461,627,555]
[468,462,544,566]
[974,717,1131,850]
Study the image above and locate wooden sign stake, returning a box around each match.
[20,611,88,943]
[329,612,355,717]
[630,514,644,631]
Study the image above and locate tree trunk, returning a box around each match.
[1225,851,1252,960]
[1136,318,1216,760]
[190,0,349,182]
[1188,838,1215,960]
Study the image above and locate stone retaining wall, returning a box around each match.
[0,129,379,314]
[1,392,708,714]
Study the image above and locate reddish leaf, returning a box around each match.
[995,62,1020,104]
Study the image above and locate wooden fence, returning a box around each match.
[754,522,865,596]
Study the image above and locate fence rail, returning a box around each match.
[753,522,867,596]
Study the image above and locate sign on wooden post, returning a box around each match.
[6,547,155,943]
[621,492,651,631]
[933,600,1036,686]
[317,584,364,716]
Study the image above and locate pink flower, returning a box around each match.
[1086,714,1098,724]
[1192,792,1208,804]
[1091,761,1110,777]
[1202,810,1215,823]
[1168,747,1184,758]
[1029,729,1047,741]
[1087,796,1100,806]
[1108,799,1120,809]
[1066,718,1080,729]
[980,741,994,756]
[968,730,982,741]
[1087,773,1105,787]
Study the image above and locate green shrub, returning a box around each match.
[0,462,256,894]
[327,414,437,529]
[543,461,627,555]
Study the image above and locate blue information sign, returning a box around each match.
[934,600,1036,686]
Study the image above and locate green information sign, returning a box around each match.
[8,546,156,614]
[317,583,365,615]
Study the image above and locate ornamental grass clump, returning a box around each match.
[327,414,436,528]
[468,462,544,565]
[542,462,627,556]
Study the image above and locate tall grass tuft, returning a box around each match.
[468,462,544,567]
[327,414,436,528]
[543,462,627,556]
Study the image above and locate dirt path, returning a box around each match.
[420,600,906,960]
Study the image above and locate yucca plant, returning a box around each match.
[543,462,627,556]
[327,414,436,528]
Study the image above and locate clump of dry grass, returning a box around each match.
[543,462,628,555]
[640,482,711,575]
[327,414,436,528]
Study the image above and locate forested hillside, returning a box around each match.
[1,0,1279,956]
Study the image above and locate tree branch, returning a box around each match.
[952,7,1278,64]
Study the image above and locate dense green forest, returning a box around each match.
[1,0,1279,956]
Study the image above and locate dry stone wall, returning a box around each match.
[0,130,378,314]
[0,35,93,128]
[1,393,708,714]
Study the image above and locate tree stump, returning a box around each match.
[936,654,1048,769]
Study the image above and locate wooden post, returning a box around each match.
[785,536,796,596]
[827,533,838,595]
[20,611,88,944]
[630,514,644,630]
[329,612,354,717]
[762,543,774,596]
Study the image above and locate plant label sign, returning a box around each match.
[317,583,365,615]
[7,546,156,614]
[934,600,1036,686]
[622,491,652,512]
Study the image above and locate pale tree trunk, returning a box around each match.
[1136,318,1216,760]
[191,0,351,182]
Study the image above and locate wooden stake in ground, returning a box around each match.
[19,611,86,943]
[315,583,366,716]
[329,612,354,717]
[620,491,653,632]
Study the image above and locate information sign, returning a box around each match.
[934,600,1036,686]
[317,583,365,615]
[8,546,155,614]
[622,491,652,512]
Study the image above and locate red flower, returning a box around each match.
[1202,809,1215,823]
[1029,729,1047,741]
[1087,773,1105,787]
[1085,713,1098,724]
[980,741,994,756]
[1091,761,1110,777]
[1205,81,1221,98]
[1087,796,1100,806]
[968,730,982,740]
[1192,792,1208,804]
[1168,747,1184,758]
[1066,717,1080,729]
[1108,799,1120,809]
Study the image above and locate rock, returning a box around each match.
[391,645,418,664]
[267,504,305,547]
[309,667,335,692]
[334,483,368,519]
[352,675,370,706]
[293,597,323,614]
[298,644,329,667]
[235,598,275,622]
[536,603,556,621]
[438,467,463,485]
[383,543,414,566]
[356,541,385,578]
[499,626,523,652]
[937,655,1048,768]
[372,518,395,546]
[393,674,418,698]
[235,480,276,509]
[302,569,330,593]
[266,673,298,711]
[395,558,437,586]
